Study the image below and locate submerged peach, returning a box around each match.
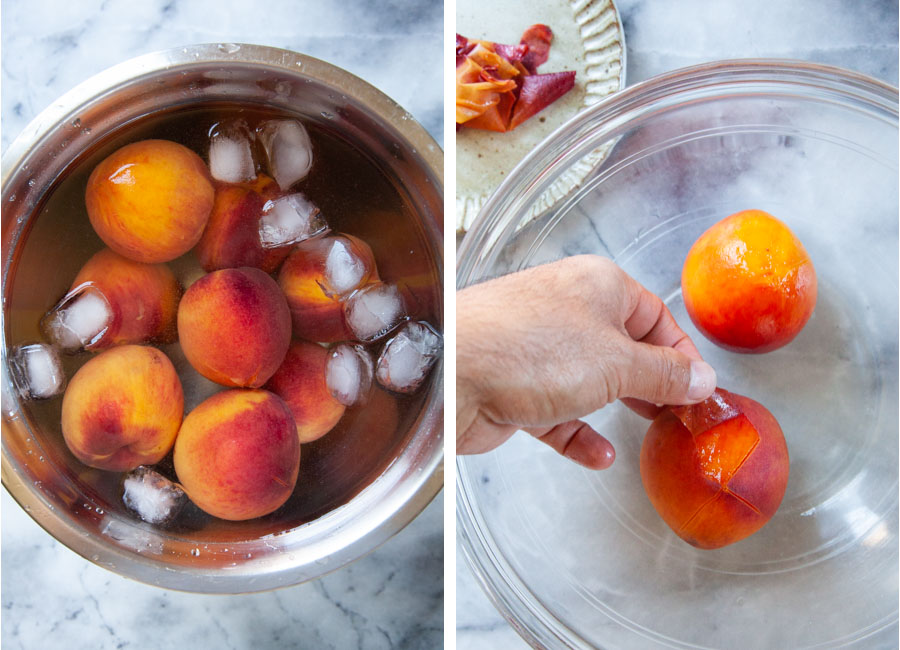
[177,267,291,388]
[86,139,215,263]
[264,340,346,443]
[173,389,300,521]
[60,345,184,472]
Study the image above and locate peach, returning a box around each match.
[173,389,300,521]
[681,209,817,353]
[264,340,346,443]
[41,248,181,352]
[194,174,292,273]
[640,388,790,549]
[177,267,291,387]
[85,139,215,263]
[278,234,379,342]
[61,345,184,472]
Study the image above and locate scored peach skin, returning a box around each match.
[681,209,817,353]
[62,247,181,349]
[194,174,292,273]
[173,389,300,521]
[278,234,379,342]
[264,340,346,444]
[177,267,291,388]
[61,345,184,472]
[640,388,790,549]
[86,139,215,263]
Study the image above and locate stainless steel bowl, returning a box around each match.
[2,44,443,593]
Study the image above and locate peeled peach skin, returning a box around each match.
[278,234,378,343]
[264,340,346,443]
[640,388,790,549]
[61,345,184,472]
[173,389,300,521]
[681,209,817,353]
[177,267,291,388]
[194,174,290,273]
[70,248,181,348]
[86,139,215,263]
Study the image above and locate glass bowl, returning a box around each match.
[2,44,443,593]
[457,60,897,648]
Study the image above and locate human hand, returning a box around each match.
[456,255,716,469]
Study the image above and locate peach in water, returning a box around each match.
[177,267,291,387]
[640,388,790,549]
[60,345,184,472]
[278,234,379,342]
[41,248,181,352]
[264,340,347,443]
[173,389,300,521]
[85,139,215,263]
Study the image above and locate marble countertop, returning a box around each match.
[455,0,898,648]
[1,1,443,649]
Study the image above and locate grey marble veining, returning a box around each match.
[456,0,898,647]
[1,1,443,649]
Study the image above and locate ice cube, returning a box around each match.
[9,342,67,399]
[375,321,442,394]
[257,119,314,190]
[326,343,374,406]
[323,237,367,296]
[122,466,188,527]
[208,119,257,184]
[344,283,407,342]
[40,284,112,352]
[258,193,328,248]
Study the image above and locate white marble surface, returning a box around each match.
[455,0,898,647]
[1,1,443,649]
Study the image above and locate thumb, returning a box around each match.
[619,341,716,406]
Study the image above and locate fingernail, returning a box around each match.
[688,361,717,401]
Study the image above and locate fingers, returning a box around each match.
[525,420,616,470]
[622,275,704,360]
[619,340,716,406]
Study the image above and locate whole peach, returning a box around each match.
[177,267,291,387]
[86,139,215,263]
[278,234,378,342]
[194,174,291,273]
[173,389,300,521]
[640,388,790,549]
[264,340,346,443]
[70,248,181,348]
[681,209,817,353]
[61,345,184,472]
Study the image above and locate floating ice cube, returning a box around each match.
[258,193,328,248]
[323,237,367,296]
[122,466,188,527]
[344,283,407,342]
[326,343,374,406]
[375,321,442,394]
[40,284,112,352]
[208,119,257,184]
[9,342,67,399]
[257,119,313,190]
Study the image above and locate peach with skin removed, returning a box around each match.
[640,388,790,549]
[278,234,378,342]
[681,209,817,353]
[264,340,346,443]
[173,389,300,521]
[194,174,292,273]
[64,248,181,348]
[178,267,291,388]
[86,139,215,263]
[61,345,184,472]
